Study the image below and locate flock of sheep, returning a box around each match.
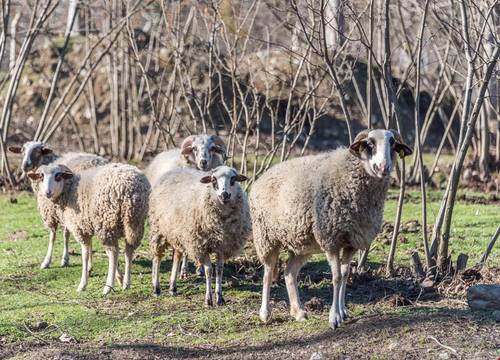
[8,129,412,329]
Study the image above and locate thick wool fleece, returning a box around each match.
[145,149,224,187]
[149,168,251,262]
[249,148,389,261]
[54,163,150,249]
[34,153,108,232]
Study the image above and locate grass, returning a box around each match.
[0,190,498,358]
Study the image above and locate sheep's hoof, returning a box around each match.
[77,284,86,292]
[169,287,177,296]
[292,309,308,322]
[329,310,343,329]
[103,285,113,295]
[216,295,225,307]
[179,272,188,280]
[40,260,50,269]
[88,268,93,276]
[122,282,130,290]
[205,297,213,307]
[259,307,272,323]
[60,257,70,267]
[153,287,161,297]
[341,307,348,321]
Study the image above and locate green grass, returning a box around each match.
[0,190,497,350]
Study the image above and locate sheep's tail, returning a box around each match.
[122,181,150,251]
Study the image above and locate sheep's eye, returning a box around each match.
[55,173,63,182]
[389,137,395,146]
[212,180,218,190]
[230,176,236,186]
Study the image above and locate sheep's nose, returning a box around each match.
[200,159,208,169]
[222,192,231,201]
[45,190,53,198]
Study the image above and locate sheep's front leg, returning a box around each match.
[203,258,213,307]
[103,246,118,295]
[169,250,182,295]
[41,227,57,269]
[326,249,342,329]
[179,254,188,279]
[339,247,355,320]
[215,255,225,306]
[77,240,91,292]
[60,228,70,267]
[259,250,279,323]
[284,253,308,321]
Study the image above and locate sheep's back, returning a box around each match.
[145,149,185,187]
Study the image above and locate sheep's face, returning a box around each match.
[27,164,73,200]
[8,141,53,173]
[200,166,248,205]
[181,135,226,171]
[350,129,412,179]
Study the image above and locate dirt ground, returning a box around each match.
[1,305,498,360]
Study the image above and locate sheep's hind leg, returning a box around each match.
[259,249,279,323]
[77,238,91,292]
[152,252,163,296]
[202,257,213,307]
[60,227,70,267]
[103,246,119,295]
[284,253,309,321]
[122,244,134,290]
[179,254,189,279]
[41,227,57,269]
[339,247,355,321]
[169,250,182,295]
[215,255,225,306]
[326,249,342,329]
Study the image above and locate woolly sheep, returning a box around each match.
[249,129,412,329]
[145,134,227,278]
[29,163,151,294]
[149,165,250,306]
[144,135,227,187]
[8,142,108,269]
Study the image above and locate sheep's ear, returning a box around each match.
[27,172,43,181]
[8,146,22,154]
[389,129,413,158]
[234,174,248,182]
[181,146,193,156]
[61,172,74,180]
[349,130,370,157]
[200,175,213,184]
[180,135,196,156]
[41,147,53,155]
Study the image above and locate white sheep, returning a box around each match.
[8,142,108,269]
[145,134,227,278]
[149,165,250,306]
[145,135,227,187]
[249,129,412,329]
[28,163,151,294]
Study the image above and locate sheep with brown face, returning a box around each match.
[149,166,251,306]
[145,134,227,278]
[29,163,150,294]
[8,142,108,269]
[249,129,412,329]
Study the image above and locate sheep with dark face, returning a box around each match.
[249,129,412,329]
[145,134,227,278]
[28,163,150,294]
[149,166,250,306]
[8,142,108,269]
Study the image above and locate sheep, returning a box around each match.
[144,134,227,187]
[249,129,412,329]
[8,142,108,269]
[28,163,151,294]
[145,134,227,278]
[149,165,250,306]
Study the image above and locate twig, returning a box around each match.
[427,335,458,355]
